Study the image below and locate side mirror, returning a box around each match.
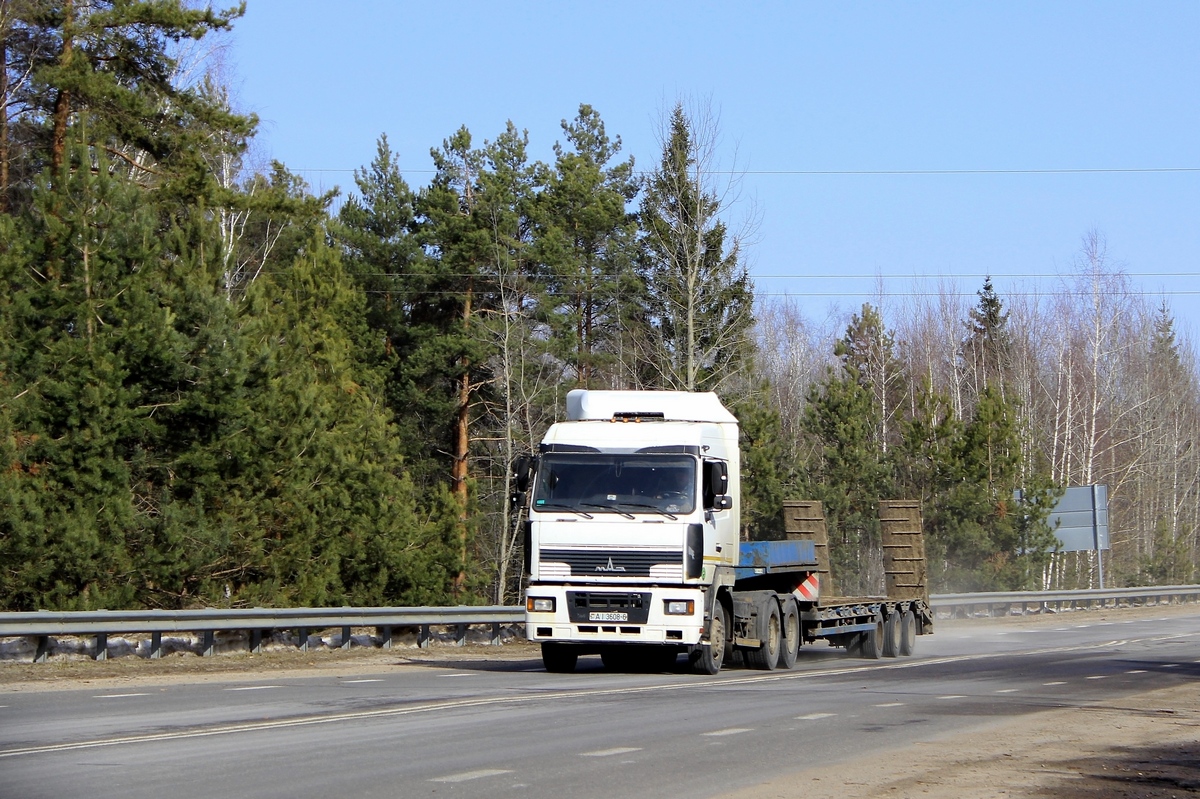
[512,454,535,492]
[703,461,729,509]
[712,495,733,511]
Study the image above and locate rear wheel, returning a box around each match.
[859,617,883,659]
[693,602,727,675]
[899,609,917,656]
[882,611,901,658]
[778,600,800,670]
[745,600,781,670]
[542,642,578,673]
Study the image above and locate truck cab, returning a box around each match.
[521,390,739,671]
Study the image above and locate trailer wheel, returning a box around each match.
[778,600,800,670]
[746,600,781,670]
[859,618,884,659]
[693,602,728,675]
[899,609,917,656]
[542,642,578,673]
[882,611,901,658]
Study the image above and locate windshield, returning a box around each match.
[533,453,696,516]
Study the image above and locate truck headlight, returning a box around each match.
[664,599,694,615]
[527,597,555,613]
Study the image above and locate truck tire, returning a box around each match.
[778,599,800,670]
[899,609,917,656]
[745,600,781,670]
[859,618,883,659]
[882,611,901,658]
[542,642,578,673]
[692,602,727,675]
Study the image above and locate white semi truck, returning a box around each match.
[515,389,932,674]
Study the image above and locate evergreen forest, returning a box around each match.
[2,3,1197,611]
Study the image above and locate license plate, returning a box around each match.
[589,612,628,622]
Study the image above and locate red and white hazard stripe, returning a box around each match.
[792,573,820,602]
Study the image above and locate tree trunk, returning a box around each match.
[1,26,8,212]
[452,277,473,592]
[51,0,75,174]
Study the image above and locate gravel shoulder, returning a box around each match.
[724,681,1199,799]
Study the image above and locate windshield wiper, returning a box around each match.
[581,502,635,520]
[536,503,593,519]
[617,502,679,520]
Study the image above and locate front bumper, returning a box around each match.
[525,585,706,645]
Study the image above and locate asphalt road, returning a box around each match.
[2,611,1198,799]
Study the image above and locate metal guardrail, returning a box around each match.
[929,585,1200,616]
[0,606,523,663]
[2,586,1198,663]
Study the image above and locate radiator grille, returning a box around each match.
[538,549,680,577]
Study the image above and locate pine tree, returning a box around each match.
[533,104,638,388]
[230,230,458,606]
[2,0,253,209]
[963,276,1011,405]
[635,103,753,392]
[800,368,893,594]
[835,303,906,452]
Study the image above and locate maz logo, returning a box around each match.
[595,558,626,573]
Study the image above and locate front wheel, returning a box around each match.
[692,602,727,675]
[542,642,578,673]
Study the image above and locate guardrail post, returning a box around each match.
[34,635,50,663]
[418,624,430,649]
[490,623,501,646]
[94,632,108,661]
[249,629,263,654]
[378,626,392,649]
[296,627,309,652]
[201,631,215,657]
[454,624,466,647]
[150,631,163,659]
[341,626,352,651]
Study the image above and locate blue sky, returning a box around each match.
[226,2,1200,338]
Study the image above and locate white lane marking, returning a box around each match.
[342,679,384,684]
[224,685,282,692]
[11,628,1198,759]
[429,769,511,783]
[704,727,752,736]
[874,702,905,707]
[581,747,642,757]
[795,712,836,720]
[1126,670,1147,674]
[1086,675,1107,680]
[1163,664,1180,668]
[94,693,151,699]
[995,688,1019,693]
[1074,625,1091,629]
[438,673,471,678]
[1043,681,1066,686]
[938,695,967,700]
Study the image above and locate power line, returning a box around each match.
[291,166,1200,177]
